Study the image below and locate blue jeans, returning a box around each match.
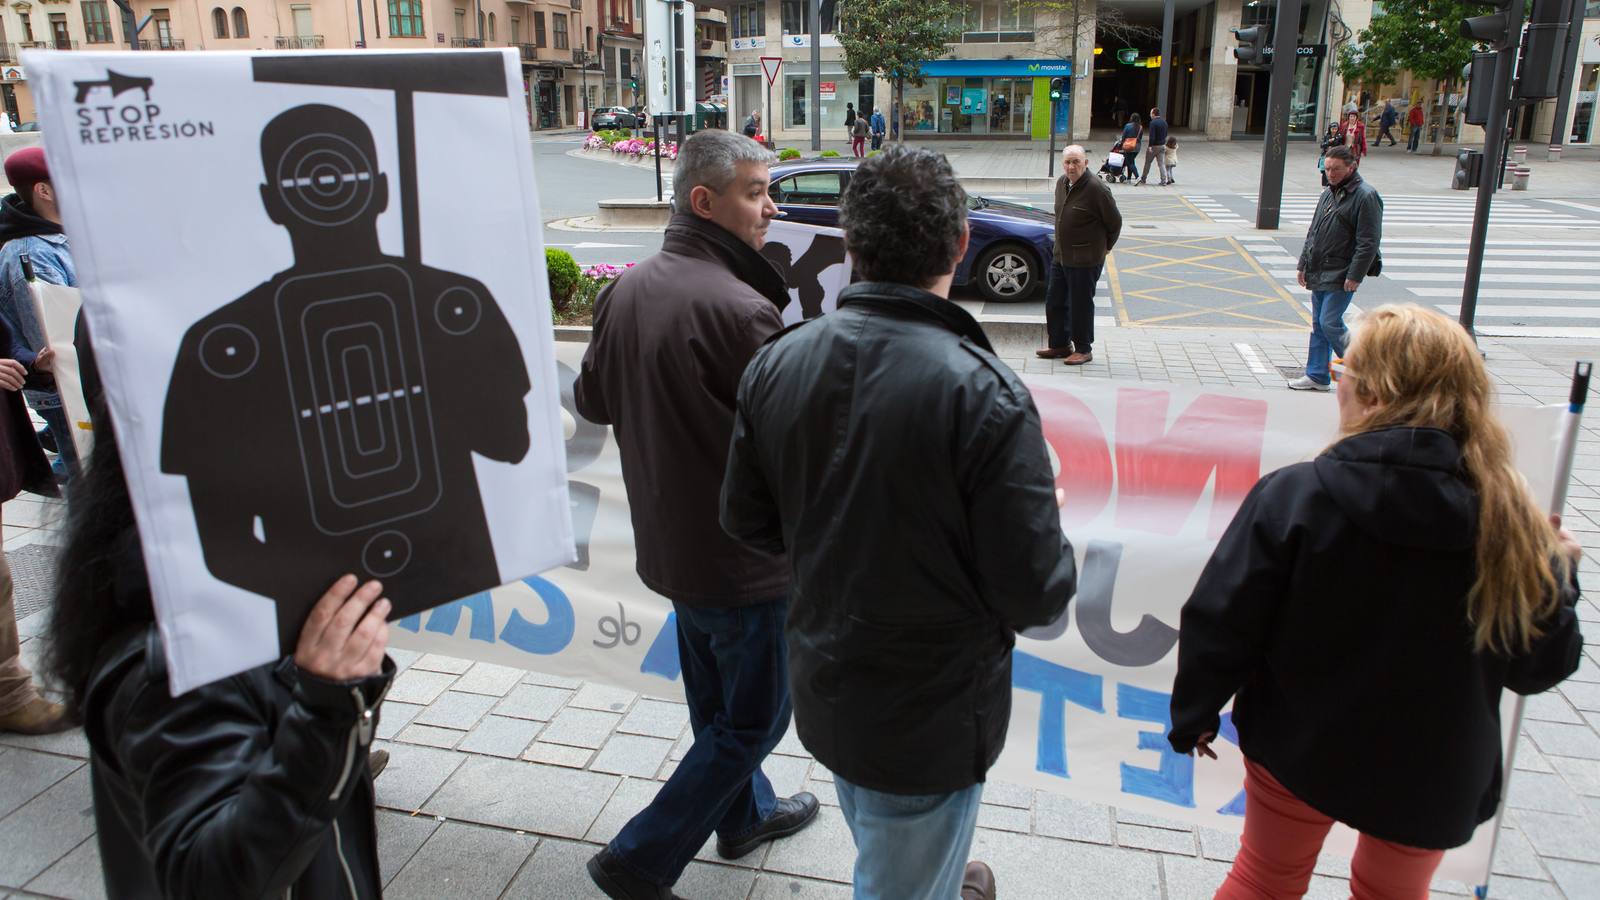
[608,597,791,885]
[36,404,78,479]
[1305,289,1355,385]
[835,777,984,900]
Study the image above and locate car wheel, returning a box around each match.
[975,243,1040,302]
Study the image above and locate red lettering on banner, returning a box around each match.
[1031,386,1114,528]
[1114,389,1268,538]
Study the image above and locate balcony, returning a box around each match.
[15,40,78,52]
[696,7,727,24]
[698,38,726,57]
[450,37,486,47]
[137,38,184,50]
[274,35,325,49]
[517,42,537,60]
[603,16,636,36]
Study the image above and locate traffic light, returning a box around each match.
[1231,26,1268,64]
[1460,0,1517,49]
[1049,77,1066,101]
[1515,0,1571,100]
[1463,51,1498,124]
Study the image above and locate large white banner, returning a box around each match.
[395,342,1567,888]
[27,50,575,693]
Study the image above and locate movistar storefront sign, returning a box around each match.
[918,59,1073,77]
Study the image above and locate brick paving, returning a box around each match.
[2,324,1597,899]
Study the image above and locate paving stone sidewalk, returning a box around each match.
[2,330,1597,900]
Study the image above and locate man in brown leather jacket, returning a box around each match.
[573,129,818,900]
[1039,144,1122,366]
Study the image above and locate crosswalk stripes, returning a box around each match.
[1184,195,1246,223]
[1240,235,1600,338]
[1240,193,1600,229]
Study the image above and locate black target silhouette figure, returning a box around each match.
[162,55,531,652]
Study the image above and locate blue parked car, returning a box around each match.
[766,159,1056,302]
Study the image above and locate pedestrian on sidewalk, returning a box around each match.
[869,107,885,151]
[851,114,869,158]
[0,317,65,736]
[0,147,79,479]
[1118,112,1143,182]
[1407,102,1426,152]
[575,129,818,900]
[1136,107,1170,185]
[1163,137,1179,184]
[1378,100,1399,146]
[1318,121,1341,187]
[743,110,761,139]
[44,413,397,899]
[1039,145,1121,366]
[844,102,857,130]
[1170,303,1585,900]
[1289,145,1382,392]
[721,145,1078,900]
[1111,94,1128,129]
[1342,109,1368,161]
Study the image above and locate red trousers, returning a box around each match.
[1217,759,1445,900]
[851,136,866,157]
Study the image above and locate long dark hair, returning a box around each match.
[1128,112,1143,129]
[42,399,152,716]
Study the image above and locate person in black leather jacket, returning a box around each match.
[44,405,396,900]
[1169,304,1584,899]
[720,146,1077,900]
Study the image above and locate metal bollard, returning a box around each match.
[1512,165,1531,190]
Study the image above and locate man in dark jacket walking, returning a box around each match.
[1136,108,1171,185]
[721,145,1077,900]
[1039,145,1122,365]
[574,129,818,900]
[1290,146,1382,391]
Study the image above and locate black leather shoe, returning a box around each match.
[715,792,821,860]
[586,848,683,900]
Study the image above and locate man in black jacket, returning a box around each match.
[1136,108,1170,186]
[1039,145,1122,365]
[721,146,1077,900]
[1290,145,1382,391]
[574,129,818,900]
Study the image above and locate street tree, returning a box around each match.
[1024,0,1159,139]
[838,0,964,143]
[1339,0,1479,156]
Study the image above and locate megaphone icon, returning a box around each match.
[73,70,155,104]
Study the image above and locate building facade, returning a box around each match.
[0,0,606,128]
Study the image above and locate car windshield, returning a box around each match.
[966,196,988,211]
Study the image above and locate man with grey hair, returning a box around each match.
[1039,143,1121,365]
[721,145,1076,900]
[575,128,819,900]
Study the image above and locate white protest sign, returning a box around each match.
[26,49,575,694]
[27,281,91,461]
[757,219,851,325]
[395,341,1566,888]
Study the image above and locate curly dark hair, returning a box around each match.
[838,145,967,289]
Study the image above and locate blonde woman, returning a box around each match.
[1168,304,1585,899]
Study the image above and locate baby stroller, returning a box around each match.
[1099,144,1129,183]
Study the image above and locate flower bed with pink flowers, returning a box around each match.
[582,130,678,162]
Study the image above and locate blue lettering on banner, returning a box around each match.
[1012,650,1104,778]
[500,575,577,655]
[1216,712,1246,816]
[1116,683,1194,808]
[639,612,681,680]
[423,592,496,643]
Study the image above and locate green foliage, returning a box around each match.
[820,149,841,157]
[867,149,882,156]
[545,248,581,310]
[778,147,802,160]
[1336,41,1398,90]
[1348,0,1479,83]
[837,0,964,87]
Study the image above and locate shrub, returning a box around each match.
[867,149,882,157]
[778,147,801,160]
[546,247,581,311]
[820,149,840,158]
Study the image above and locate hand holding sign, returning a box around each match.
[295,575,391,681]
[0,359,24,392]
